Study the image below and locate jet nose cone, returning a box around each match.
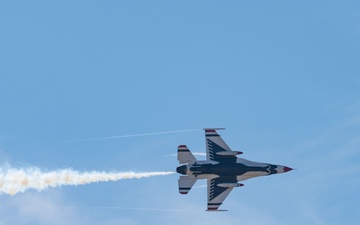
[283,166,293,173]
[176,165,187,175]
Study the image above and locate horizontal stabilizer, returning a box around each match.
[178,176,197,194]
[177,145,196,164]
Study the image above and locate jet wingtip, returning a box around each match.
[206,209,228,212]
[203,128,225,131]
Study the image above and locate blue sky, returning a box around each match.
[1,1,359,224]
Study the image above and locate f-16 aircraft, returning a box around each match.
[176,128,292,211]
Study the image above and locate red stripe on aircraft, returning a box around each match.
[207,207,219,210]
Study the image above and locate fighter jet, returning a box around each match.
[176,128,292,211]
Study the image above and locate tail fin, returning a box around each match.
[178,176,197,194]
[177,145,196,164]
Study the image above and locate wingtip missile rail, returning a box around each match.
[217,183,244,188]
[216,151,243,156]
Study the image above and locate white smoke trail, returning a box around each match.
[64,128,200,142]
[0,168,174,196]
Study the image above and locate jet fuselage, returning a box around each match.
[177,158,291,181]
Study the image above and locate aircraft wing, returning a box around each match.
[205,129,236,163]
[207,176,237,211]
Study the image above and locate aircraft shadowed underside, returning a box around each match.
[176,128,292,211]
